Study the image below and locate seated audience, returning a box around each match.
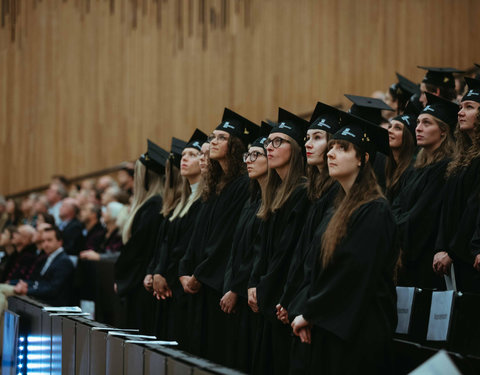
[79,203,106,252]
[58,198,84,255]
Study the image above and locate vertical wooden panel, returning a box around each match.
[0,0,480,195]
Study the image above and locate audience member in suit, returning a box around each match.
[46,182,68,225]
[14,226,74,306]
[5,225,37,282]
[79,203,106,252]
[58,198,84,255]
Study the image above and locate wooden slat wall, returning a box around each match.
[1,0,479,195]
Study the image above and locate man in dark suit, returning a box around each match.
[58,198,84,255]
[14,226,74,306]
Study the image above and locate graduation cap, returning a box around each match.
[170,137,188,168]
[332,113,390,158]
[345,94,393,126]
[139,139,169,189]
[418,66,464,89]
[215,108,259,148]
[309,102,344,134]
[405,95,422,117]
[251,121,272,148]
[270,108,310,147]
[395,73,421,97]
[421,92,459,131]
[461,77,480,103]
[185,129,208,152]
[391,114,417,141]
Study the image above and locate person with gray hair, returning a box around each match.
[46,182,68,224]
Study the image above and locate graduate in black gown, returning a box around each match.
[178,108,258,364]
[248,108,310,375]
[220,122,270,372]
[434,77,480,292]
[383,73,422,120]
[144,137,187,337]
[384,113,416,203]
[114,139,168,334]
[150,130,207,346]
[393,93,456,289]
[291,113,398,375]
[274,102,342,375]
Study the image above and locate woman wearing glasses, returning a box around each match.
[291,115,398,374]
[248,108,310,375]
[178,109,258,364]
[220,123,270,372]
[275,102,342,374]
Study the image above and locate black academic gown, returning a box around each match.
[115,195,163,334]
[178,175,249,364]
[435,156,480,292]
[249,184,310,375]
[385,164,415,204]
[392,159,449,289]
[302,198,398,375]
[153,199,202,347]
[277,182,339,375]
[222,195,262,372]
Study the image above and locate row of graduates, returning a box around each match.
[114,71,480,374]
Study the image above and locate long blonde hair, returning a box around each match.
[170,176,203,220]
[160,159,183,217]
[122,160,164,244]
[257,137,305,220]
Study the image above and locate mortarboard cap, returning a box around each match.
[461,77,480,103]
[345,94,392,126]
[251,121,272,148]
[270,108,309,147]
[405,95,422,117]
[418,66,464,90]
[332,113,390,158]
[215,108,259,148]
[421,92,459,131]
[391,114,418,141]
[395,73,421,97]
[309,101,344,134]
[185,129,208,152]
[170,137,188,168]
[139,139,169,190]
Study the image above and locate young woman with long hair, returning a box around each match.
[291,114,398,374]
[393,92,457,289]
[149,130,207,346]
[114,140,167,334]
[274,102,342,374]
[177,109,258,364]
[247,108,310,375]
[220,123,270,372]
[434,77,480,292]
[384,113,416,202]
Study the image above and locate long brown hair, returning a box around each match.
[257,137,305,220]
[385,127,415,193]
[160,159,183,217]
[321,140,383,268]
[414,117,455,168]
[446,110,480,177]
[202,135,246,200]
[305,132,334,201]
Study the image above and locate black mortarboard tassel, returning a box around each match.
[251,121,272,149]
[462,77,480,104]
[345,94,393,126]
[139,139,169,190]
[332,113,390,160]
[185,129,208,151]
[421,92,459,131]
[270,108,309,147]
[418,66,464,90]
[215,108,259,148]
[309,102,344,134]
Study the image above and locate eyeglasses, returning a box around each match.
[264,137,290,148]
[243,151,266,162]
[207,134,229,143]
